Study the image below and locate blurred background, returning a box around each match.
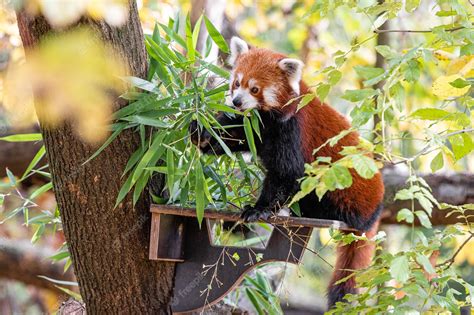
[0,0,473,314]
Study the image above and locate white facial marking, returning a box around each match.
[233,88,259,110]
[229,73,259,110]
[229,37,249,66]
[263,85,278,107]
[278,58,304,95]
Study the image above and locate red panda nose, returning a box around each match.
[232,97,242,108]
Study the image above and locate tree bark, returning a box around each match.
[0,238,74,294]
[16,2,175,314]
[381,169,474,226]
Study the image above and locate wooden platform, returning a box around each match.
[149,204,355,314]
[150,204,355,231]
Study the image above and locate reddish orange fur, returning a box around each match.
[234,48,384,219]
[233,47,384,307]
[329,221,380,299]
[297,83,385,219]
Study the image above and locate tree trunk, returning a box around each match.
[16,2,175,314]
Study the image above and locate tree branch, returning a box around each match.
[0,238,74,294]
[381,169,474,226]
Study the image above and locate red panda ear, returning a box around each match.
[229,37,249,66]
[278,58,304,95]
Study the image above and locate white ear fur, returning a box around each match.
[228,37,249,66]
[278,58,304,95]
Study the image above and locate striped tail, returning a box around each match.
[327,220,379,308]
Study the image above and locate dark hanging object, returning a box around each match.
[149,205,354,314]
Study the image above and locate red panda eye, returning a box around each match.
[234,80,240,88]
[250,87,259,94]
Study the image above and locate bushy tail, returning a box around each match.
[327,220,379,308]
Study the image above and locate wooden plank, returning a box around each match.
[150,204,357,231]
[149,213,160,260]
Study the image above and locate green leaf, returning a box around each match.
[290,203,301,216]
[30,182,53,200]
[375,45,397,59]
[0,133,42,142]
[158,23,186,48]
[397,208,414,223]
[125,76,157,93]
[192,15,203,51]
[83,123,126,165]
[6,168,16,186]
[49,250,70,261]
[250,111,262,141]
[402,60,421,82]
[449,78,470,88]
[323,165,353,191]
[200,60,230,79]
[328,70,342,85]
[133,171,150,206]
[351,155,378,179]
[121,116,170,128]
[243,116,258,161]
[185,14,195,60]
[390,255,410,284]
[21,145,46,180]
[411,108,450,120]
[430,152,444,172]
[341,88,377,102]
[166,148,175,197]
[297,93,316,111]
[317,83,331,101]
[194,160,206,227]
[31,224,45,244]
[131,132,166,184]
[415,210,432,228]
[460,43,474,56]
[354,66,384,80]
[350,99,376,127]
[449,133,474,160]
[115,171,135,208]
[38,276,77,287]
[54,285,82,301]
[245,288,265,315]
[389,82,405,111]
[204,16,229,53]
[416,253,436,274]
[405,0,420,12]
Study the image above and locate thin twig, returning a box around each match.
[390,128,474,165]
[436,232,474,269]
[374,26,465,34]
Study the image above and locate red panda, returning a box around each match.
[190,37,385,308]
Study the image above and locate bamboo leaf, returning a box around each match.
[243,116,257,161]
[0,133,42,142]
[204,16,229,53]
[195,160,206,226]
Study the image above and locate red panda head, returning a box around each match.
[228,37,304,116]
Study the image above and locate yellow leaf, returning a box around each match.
[447,55,474,77]
[432,74,470,100]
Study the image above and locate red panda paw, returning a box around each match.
[240,205,273,222]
